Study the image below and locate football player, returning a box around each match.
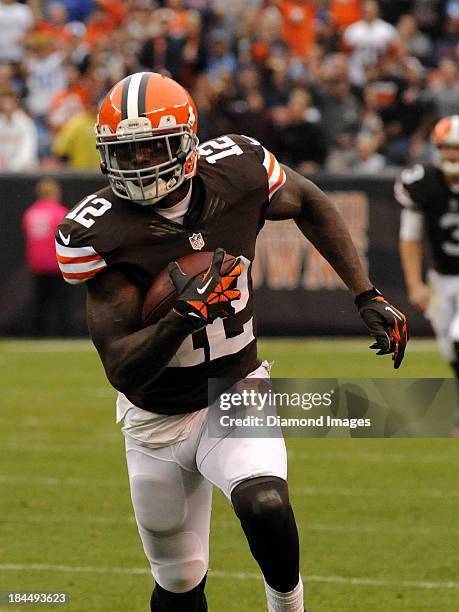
[56,72,408,611]
[396,115,459,436]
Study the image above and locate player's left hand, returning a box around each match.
[355,287,408,369]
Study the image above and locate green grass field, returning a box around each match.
[0,338,457,612]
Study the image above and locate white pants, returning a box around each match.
[427,270,459,362]
[124,369,287,593]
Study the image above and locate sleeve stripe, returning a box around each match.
[55,242,99,258]
[261,147,286,200]
[58,259,107,274]
[268,152,280,183]
[266,151,275,177]
[269,168,286,196]
[56,253,103,265]
[55,239,107,284]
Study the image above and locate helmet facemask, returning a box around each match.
[96,118,199,205]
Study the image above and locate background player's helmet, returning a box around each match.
[95,72,199,205]
[432,115,459,176]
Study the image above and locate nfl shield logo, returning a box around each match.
[189,232,205,250]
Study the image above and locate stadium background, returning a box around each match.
[1,1,458,611]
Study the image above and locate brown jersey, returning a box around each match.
[55,134,286,415]
[395,163,459,275]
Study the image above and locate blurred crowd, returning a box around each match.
[1,0,459,174]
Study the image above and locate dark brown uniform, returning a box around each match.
[395,162,459,274]
[55,134,286,415]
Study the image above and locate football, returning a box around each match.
[141,250,238,326]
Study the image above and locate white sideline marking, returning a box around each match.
[2,514,135,526]
[3,441,120,453]
[0,338,440,353]
[0,475,125,487]
[217,518,459,536]
[0,564,457,590]
[0,340,95,352]
[2,475,459,501]
[3,511,459,537]
[296,485,459,499]
[5,441,458,463]
[306,523,458,536]
[288,450,459,465]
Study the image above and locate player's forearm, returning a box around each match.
[399,239,424,290]
[93,311,195,394]
[295,200,372,297]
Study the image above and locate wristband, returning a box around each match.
[354,287,381,309]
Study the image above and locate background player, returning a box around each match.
[396,115,459,436]
[56,72,408,611]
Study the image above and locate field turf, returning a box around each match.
[0,338,457,612]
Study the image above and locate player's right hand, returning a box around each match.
[168,248,244,329]
[408,283,430,312]
[355,287,409,369]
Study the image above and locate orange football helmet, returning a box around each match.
[432,115,459,176]
[95,72,199,204]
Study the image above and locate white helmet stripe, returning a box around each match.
[126,72,147,119]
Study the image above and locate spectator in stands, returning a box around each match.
[397,13,433,65]
[433,12,459,63]
[191,72,233,141]
[138,9,188,81]
[21,177,70,336]
[83,0,127,49]
[368,54,433,164]
[47,63,89,134]
[315,13,341,56]
[64,21,91,74]
[179,10,208,87]
[23,33,66,157]
[232,66,262,104]
[329,0,362,32]
[426,58,459,119]
[34,2,71,51]
[125,1,158,48]
[277,0,317,60]
[52,88,101,169]
[275,87,327,172]
[343,0,400,86]
[314,54,363,149]
[0,90,38,171]
[249,0,286,65]
[411,0,445,38]
[230,90,277,151]
[59,0,95,23]
[212,0,262,39]
[0,0,34,65]
[206,29,238,79]
[359,81,385,143]
[350,132,386,173]
[164,0,193,39]
[264,58,292,108]
[0,62,22,97]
